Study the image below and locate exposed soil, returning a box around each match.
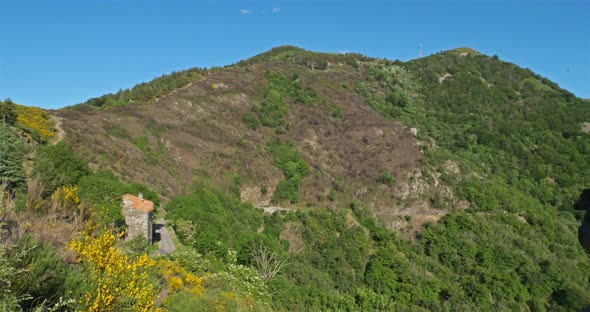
[438,73,452,83]
[49,115,65,145]
[279,221,304,254]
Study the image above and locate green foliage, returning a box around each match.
[550,284,590,310]
[166,291,205,312]
[355,63,418,119]
[267,139,310,204]
[8,235,72,310]
[8,47,587,311]
[0,123,25,191]
[78,68,204,109]
[205,250,270,302]
[132,135,149,150]
[376,171,395,185]
[253,71,325,130]
[0,99,17,126]
[264,72,317,105]
[358,53,590,214]
[0,225,19,311]
[364,244,441,306]
[77,170,126,205]
[235,45,374,70]
[167,287,270,312]
[77,170,157,227]
[273,178,303,204]
[123,235,150,255]
[31,142,90,195]
[258,88,289,128]
[166,186,264,256]
[262,209,374,311]
[355,51,590,310]
[418,212,590,310]
[170,247,213,276]
[166,201,377,311]
[241,112,260,130]
[99,203,126,230]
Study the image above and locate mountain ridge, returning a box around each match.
[63,46,480,111]
[53,46,589,230]
[2,45,589,310]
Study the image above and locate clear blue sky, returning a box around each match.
[1,0,589,109]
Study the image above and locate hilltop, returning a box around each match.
[1,46,589,310]
[57,47,441,234]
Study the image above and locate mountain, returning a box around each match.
[56,47,444,234]
[2,46,590,310]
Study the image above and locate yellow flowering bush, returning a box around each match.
[69,231,161,311]
[14,104,55,142]
[157,259,203,296]
[51,185,80,214]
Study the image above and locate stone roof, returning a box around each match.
[122,193,154,213]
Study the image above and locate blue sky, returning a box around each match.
[1,0,589,109]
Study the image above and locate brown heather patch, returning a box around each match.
[56,61,440,233]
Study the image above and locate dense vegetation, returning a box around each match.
[1,48,589,311]
[356,49,590,310]
[235,45,375,70]
[76,68,204,109]
[267,139,310,204]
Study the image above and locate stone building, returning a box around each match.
[121,193,154,243]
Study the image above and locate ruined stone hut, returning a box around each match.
[121,193,154,243]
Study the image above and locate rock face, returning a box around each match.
[574,188,590,254]
[122,193,154,243]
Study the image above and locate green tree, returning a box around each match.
[77,170,127,205]
[0,99,17,126]
[31,142,89,195]
[0,123,25,191]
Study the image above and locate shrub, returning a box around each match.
[267,139,310,204]
[69,231,159,311]
[31,142,89,195]
[77,170,126,205]
[13,104,55,143]
[8,235,71,310]
[241,112,260,130]
[376,171,395,185]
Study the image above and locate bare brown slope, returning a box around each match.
[57,61,432,229]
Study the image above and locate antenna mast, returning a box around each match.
[419,42,423,58]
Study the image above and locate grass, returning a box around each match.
[132,135,150,150]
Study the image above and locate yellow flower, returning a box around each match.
[14,104,55,142]
[69,231,158,311]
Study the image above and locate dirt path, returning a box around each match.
[259,206,296,214]
[49,115,65,144]
[155,219,176,255]
[153,75,206,103]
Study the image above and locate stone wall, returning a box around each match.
[122,205,152,243]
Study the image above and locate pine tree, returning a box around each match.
[0,99,17,126]
[0,122,25,191]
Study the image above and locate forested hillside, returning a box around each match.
[0,46,589,311]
